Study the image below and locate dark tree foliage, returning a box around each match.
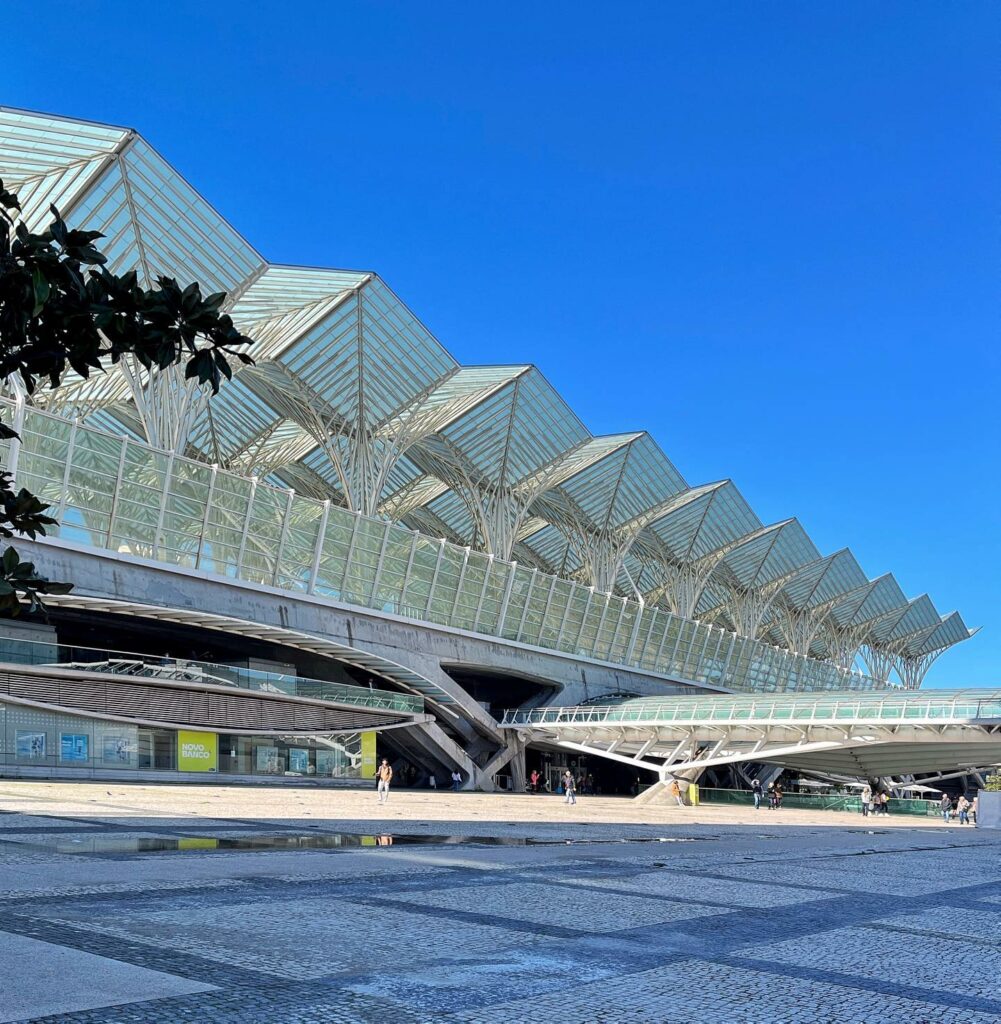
[0,181,254,613]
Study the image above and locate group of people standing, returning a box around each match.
[528,769,596,796]
[859,784,890,816]
[750,779,784,809]
[941,793,977,824]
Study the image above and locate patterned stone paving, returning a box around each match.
[0,792,999,1023]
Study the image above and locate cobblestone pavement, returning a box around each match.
[0,782,998,1023]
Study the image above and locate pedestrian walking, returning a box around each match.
[752,778,762,810]
[429,774,437,790]
[773,784,784,810]
[529,769,540,793]
[669,778,684,807]
[879,792,890,816]
[563,770,576,805]
[451,770,462,791]
[860,784,872,817]
[767,782,777,810]
[376,758,393,804]
[957,795,970,825]
[971,794,978,825]
[940,793,952,822]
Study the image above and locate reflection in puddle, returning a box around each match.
[10,832,706,856]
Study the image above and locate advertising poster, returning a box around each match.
[59,733,89,762]
[288,748,310,774]
[15,731,46,759]
[177,731,218,772]
[255,746,281,774]
[316,749,341,777]
[360,731,377,779]
[102,735,134,765]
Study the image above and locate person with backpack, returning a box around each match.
[376,758,393,804]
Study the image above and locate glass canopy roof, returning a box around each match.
[0,106,975,684]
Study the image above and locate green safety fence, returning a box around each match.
[698,787,939,817]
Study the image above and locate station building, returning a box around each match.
[0,108,981,790]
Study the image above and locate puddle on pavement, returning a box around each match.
[4,832,708,856]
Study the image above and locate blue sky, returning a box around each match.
[6,2,998,686]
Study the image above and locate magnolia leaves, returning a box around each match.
[0,179,255,613]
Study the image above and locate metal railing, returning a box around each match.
[1,399,886,696]
[500,689,1001,727]
[0,635,425,714]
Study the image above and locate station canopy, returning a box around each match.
[0,107,976,685]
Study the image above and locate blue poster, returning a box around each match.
[16,731,46,759]
[60,733,89,762]
[288,748,310,774]
[102,735,134,765]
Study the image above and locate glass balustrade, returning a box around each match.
[501,690,1001,726]
[0,635,424,714]
[1,400,888,696]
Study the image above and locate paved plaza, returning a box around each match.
[0,782,998,1023]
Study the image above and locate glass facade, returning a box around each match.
[0,701,368,780]
[0,400,885,696]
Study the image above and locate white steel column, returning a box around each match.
[516,568,539,641]
[574,588,596,651]
[306,500,331,595]
[368,521,394,605]
[104,439,130,550]
[271,489,296,585]
[424,538,447,616]
[472,555,494,631]
[449,547,471,624]
[194,465,218,570]
[5,391,27,484]
[338,511,363,597]
[235,477,259,579]
[153,452,176,560]
[398,530,420,611]
[56,418,79,524]
[496,561,518,635]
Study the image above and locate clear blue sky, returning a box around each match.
[7,2,998,686]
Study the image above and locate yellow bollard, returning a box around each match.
[687,783,700,807]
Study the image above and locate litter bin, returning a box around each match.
[687,783,700,807]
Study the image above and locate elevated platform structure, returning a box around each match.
[502,691,1001,781]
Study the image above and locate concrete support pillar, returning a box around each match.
[508,739,527,794]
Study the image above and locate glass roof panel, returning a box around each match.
[119,139,263,294]
[232,266,369,323]
[883,595,941,643]
[435,367,587,485]
[841,574,908,627]
[905,612,971,656]
[0,109,126,176]
[781,550,868,610]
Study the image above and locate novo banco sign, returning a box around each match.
[177,731,218,772]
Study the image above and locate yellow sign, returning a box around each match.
[177,730,218,772]
[178,837,218,850]
[360,731,377,779]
